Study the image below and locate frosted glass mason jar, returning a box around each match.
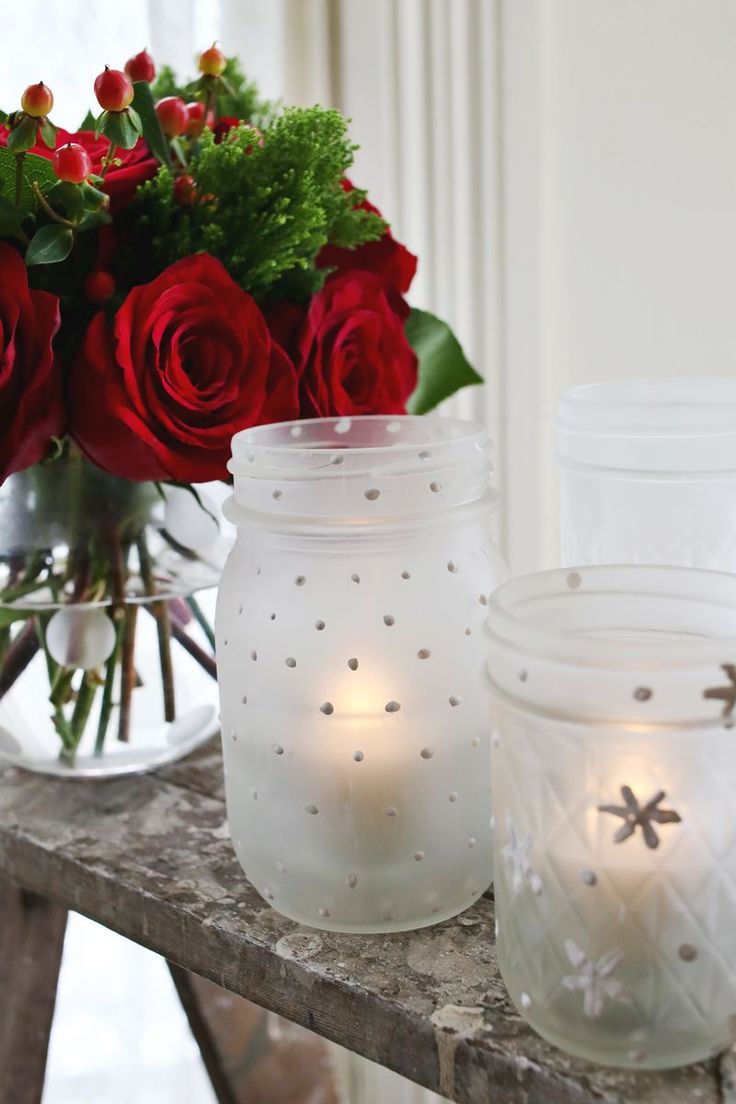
[216,415,506,933]
[557,379,736,569]
[486,565,736,1069]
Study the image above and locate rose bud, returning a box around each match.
[21,81,54,118]
[84,269,116,304]
[53,142,93,184]
[173,174,197,205]
[198,44,226,76]
[125,48,156,83]
[185,101,206,137]
[94,66,134,112]
[155,96,189,138]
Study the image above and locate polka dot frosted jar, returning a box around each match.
[486,565,736,1069]
[557,379,736,570]
[216,415,506,933]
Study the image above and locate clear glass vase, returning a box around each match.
[0,454,222,777]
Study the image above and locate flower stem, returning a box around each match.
[14,152,25,206]
[100,141,117,177]
[136,532,176,723]
[167,607,217,680]
[0,620,39,701]
[117,604,138,743]
[31,181,76,229]
[185,595,216,651]
[68,672,97,755]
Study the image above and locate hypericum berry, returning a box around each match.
[20,81,54,118]
[94,66,134,112]
[84,269,116,303]
[155,96,189,138]
[52,142,92,184]
[173,174,197,205]
[185,101,206,137]
[198,44,226,76]
[125,48,156,83]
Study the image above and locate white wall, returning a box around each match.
[323,0,736,575]
[508,0,736,570]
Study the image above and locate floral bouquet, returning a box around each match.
[0,44,481,773]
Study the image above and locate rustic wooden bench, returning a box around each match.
[1,741,733,1104]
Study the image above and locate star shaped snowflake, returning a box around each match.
[503,811,543,896]
[704,664,736,725]
[598,785,681,849]
[562,940,629,1019]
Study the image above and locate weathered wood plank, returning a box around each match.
[0,760,728,1104]
[0,875,67,1104]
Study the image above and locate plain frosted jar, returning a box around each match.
[557,379,736,568]
[486,565,736,1069]
[216,415,506,934]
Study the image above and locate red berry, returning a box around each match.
[173,174,197,205]
[198,44,226,76]
[125,48,156,84]
[155,96,189,138]
[52,142,92,184]
[185,101,206,137]
[84,270,116,303]
[94,67,134,112]
[21,81,54,118]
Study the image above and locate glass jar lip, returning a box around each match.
[486,564,736,671]
[557,378,736,437]
[230,414,489,473]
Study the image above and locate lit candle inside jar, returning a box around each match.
[487,565,736,1069]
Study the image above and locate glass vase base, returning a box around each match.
[0,704,219,779]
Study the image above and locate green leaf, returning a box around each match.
[77,208,112,231]
[98,106,142,150]
[80,181,109,211]
[48,180,84,218]
[0,147,57,213]
[7,115,38,153]
[405,309,483,415]
[131,80,171,168]
[0,110,8,124]
[79,108,97,131]
[39,119,58,149]
[25,224,74,265]
[0,195,22,235]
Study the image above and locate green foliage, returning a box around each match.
[131,81,171,167]
[25,224,74,265]
[95,107,142,150]
[0,147,56,212]
[133,108,385,301]
[405,309,483,414]
[152,57,275,127]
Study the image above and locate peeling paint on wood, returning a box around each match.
[0,744,728,1104]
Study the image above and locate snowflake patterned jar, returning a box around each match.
[486,565,736,1068]
[556,378,736,570]
[216,415,506,933]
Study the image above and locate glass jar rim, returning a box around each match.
[486,564,736,672]
[557,378,736,437]
[230,414,489,474]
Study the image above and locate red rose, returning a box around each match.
[0,127,157,212]
[296,271,417,418]
[69,254,299,482]
[317,179,417,296]
[0,243,62,482]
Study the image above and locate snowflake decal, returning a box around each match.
[704,664,736,726]
[562,940,629,1019]
[598,785,681,849]
[503,811,543,896]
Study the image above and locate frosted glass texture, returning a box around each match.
[216,416,506,934]
[486,565,736,1068]
[557,379,736,569]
